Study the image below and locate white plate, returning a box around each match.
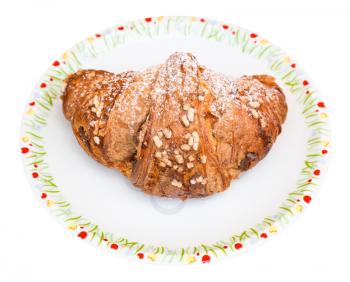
[20,16,331,264]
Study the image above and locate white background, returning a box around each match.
[0,0,349,281]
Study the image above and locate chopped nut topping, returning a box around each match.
[192,131,199,142]
[152,135,163,148]
[177,166,184,173]
[165,159,172,167]
[173,164,178,170]
[251,109,259,119]
[155,151,162,159]
[190,178,197,185]
[162,128,172,139]
[249,101,260,109]
[174,149,180,155]
[196,176,203,182]
[161,150,167,156]
[157,130,164,138]
[260,118,267,128]
[175,154,184,164]
[184,133,191,139]
[171,179,183,188]
[159,162,166,167]
[188,155,195,162]
[181,115,190,127]
[93,136,100,144]
[180,144,191,151]
[198,95,205,101]
[186,108,195,122]
[187,162,194,169]
[183,104,190,111]
[200,155,207,164]
[188,137,194,146]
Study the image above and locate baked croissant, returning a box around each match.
[62,52,287,199]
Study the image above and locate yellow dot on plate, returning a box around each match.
[269,226,278,233]
[62,52,69,60]
[148,253,157,261]
[157,16,164,22]
[47,200,55,207]
[260,39,269,45]
[295,205,303,213]
[26,108,34,115]
[320,113,328,119]
[283,57,291,63]
[21,135,30,143]
[187,256,196,264]
[322,140,330,147]
[68,223,77,230]
[87,37,94,43]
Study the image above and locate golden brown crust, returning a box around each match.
[62,53,287,199]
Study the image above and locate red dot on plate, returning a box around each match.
[77,231,87,239]
[307,179,312,183]
[145,17,152,22]
[200,18,205,23]
[222,25,229,30]
[29,101,35,106]
[260,233,268,239]
[196,252,200,256]
[234,243,243,250]
[137,253,144,259]
[306,90,310,94]
[314,169,320,176]
[49,77,53,81]
[110,243,118,250]
[232,31,236,35]
[322,149,328,155]
[21,147,29,154]
[303,195,312,203]
[32,172,39,178]
[95,33,102,38]
[41,193,47,199]
[202,254,211,263]
[291,63,296,68]
[52,60,60,67]
[303,80,309,86]
[34,163,38,168]
[103,238,108,241]
[250,33,258,38]
[117,26,124,31]
[223,245,228,249]
[40,82,47,88]
[317,102,325,108]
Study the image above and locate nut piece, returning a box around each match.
[200,155,207,164]
[152,135,163,148]
[181,115,190,127]
[190,178,197,185]
[183,104,190,111]
[251,109,259,119]
[155,151,162,159]
[192,131,199,142]
[171,179,183,188]
[188,137,194,146]
[184,133,191,139]
[249,101,260,108]
[162,128,172,139]
[93,136,100,145]
[198,95,205,101]
[159,162,166,167]
[186,108,195,122]
[187,162,194,169]
[157,130,164,138]
[188,155,195,162]
[180,144,191,151]
[175,154,184,164]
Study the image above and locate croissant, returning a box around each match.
[62,52,287,199]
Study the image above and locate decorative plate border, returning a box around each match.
[20,16,331,264]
